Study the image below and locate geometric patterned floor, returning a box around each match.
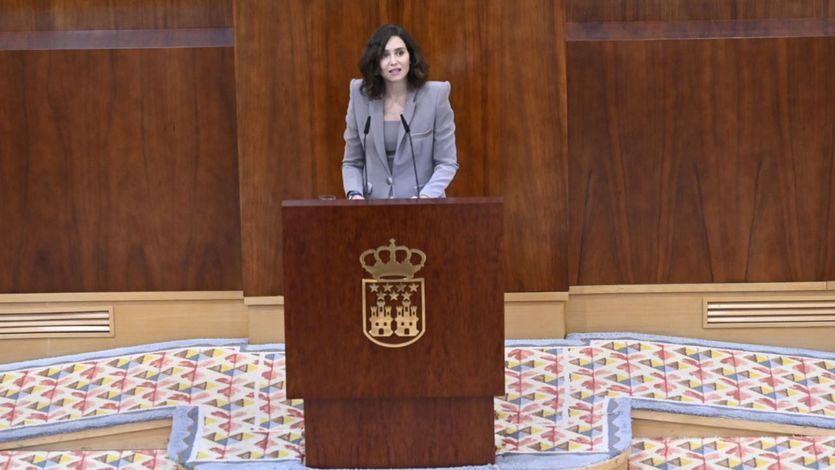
[0,450,176,469]
[630,436,835,469]
[1,333,833,469]
[2,437,834,469]
[3,437,835,469]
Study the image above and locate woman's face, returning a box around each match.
[379,35,410,86]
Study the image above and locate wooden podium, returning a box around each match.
[282,198,504,468]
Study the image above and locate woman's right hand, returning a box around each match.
[349,194,365,200]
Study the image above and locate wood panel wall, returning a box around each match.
[2,0,831,295]
[566,0,834,22]
[0,0,240,293]
[0,48,241,293]
[0,0,231,31]
[235,0,568,296]
[567,3,835,285]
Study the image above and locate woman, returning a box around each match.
[342,24,458,199]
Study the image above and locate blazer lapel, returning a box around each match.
[369,98,389,175]
[396,88,418,152]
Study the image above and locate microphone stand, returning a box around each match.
[361,116,371,198]
[400,114,421,197]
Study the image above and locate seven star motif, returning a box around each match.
[369,283,420,303]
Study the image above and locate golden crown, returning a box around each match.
[360,239,426,280]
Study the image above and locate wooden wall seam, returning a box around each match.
[0,28,234,51]
[0,1,240,294]
[567,18,835,41]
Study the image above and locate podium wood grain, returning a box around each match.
[282,198,503,467]
[304,397,495,468]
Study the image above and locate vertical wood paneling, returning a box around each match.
[0,0,232,31]
[568,37,835,285]
[566,0,835,22]
[399,0,488,198]
[0,48,241,293]
[405,0,567,292]
[235,0,568,295]
[234,0,379,296]
[479,0,567,293]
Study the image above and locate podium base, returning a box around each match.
[303,396,495,468]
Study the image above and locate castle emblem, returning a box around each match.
[360,239,426,348]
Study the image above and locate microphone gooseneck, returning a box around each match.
[361,115,371,197]
[400,114,421,197]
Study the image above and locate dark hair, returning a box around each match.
[359,24,428,99]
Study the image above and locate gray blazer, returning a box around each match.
[342,79,459,198]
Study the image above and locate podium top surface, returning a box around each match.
[281,196,502,208]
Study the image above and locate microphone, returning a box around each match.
[361,116,371,197]
[400,114,421,197]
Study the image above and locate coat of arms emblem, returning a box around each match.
[360,239,426,348]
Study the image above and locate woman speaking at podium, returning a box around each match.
[342,24,458,200]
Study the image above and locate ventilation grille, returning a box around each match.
[705,298,835,328]
[0,307,114,338]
